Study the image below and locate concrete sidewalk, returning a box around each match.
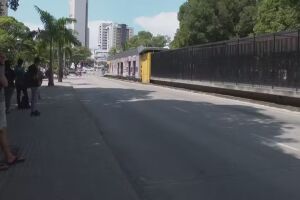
[0,81,139,200]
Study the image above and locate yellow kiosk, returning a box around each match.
[139,47,165,84]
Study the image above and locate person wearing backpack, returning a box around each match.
[4,60,16,113]
[15,58,29,109]
[27,57,41,117]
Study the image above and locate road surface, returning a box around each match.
[70,75,300,200]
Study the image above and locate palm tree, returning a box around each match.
[55,18,80,82]
[35,6,81,84]
[35,6,56,86]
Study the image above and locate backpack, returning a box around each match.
[25,65,39,88]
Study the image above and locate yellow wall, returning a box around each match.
[140,52,152,84]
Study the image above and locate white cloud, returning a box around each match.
[134,12,179,39]
[88,20,112,50]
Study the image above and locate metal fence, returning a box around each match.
[152,30,300,90]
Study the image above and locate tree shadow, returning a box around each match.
[74,86,300,200]
[2,83,300,200]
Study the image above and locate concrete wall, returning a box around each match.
[109,55,140,79]
[151,78,300,107]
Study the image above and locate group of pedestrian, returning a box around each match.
[0,52,43,171]
[4,57,42,116]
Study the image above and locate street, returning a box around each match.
[70,75,300,200]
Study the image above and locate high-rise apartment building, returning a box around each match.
[98,22,134,52]
[69,0,89,47]
[98,23,111,51]
[0,0,8,16]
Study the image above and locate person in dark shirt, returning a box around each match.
[27,57,41,117]
[15,58,29,109]
[4,60,16,113]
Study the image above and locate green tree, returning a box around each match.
[35,6,57,86]
[35,6,80,84]
[55,18,80,82]
[0,16,35,61]
[108,47,119,56]
[71,46,91,69]
[152,35,170,47]
[34,39,49,63]
[172,0,257,48]
[254,0,300,33]
[235,4,258,37]
[127,31,168,49]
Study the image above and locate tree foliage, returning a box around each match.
[35,6,81,84]
[0,16,35,61]
[71,46,91,67]
[127,31,169,49]
[55,17,80,82]
[254,0,300,33]
[172,0,300,48]
[0,7,91,85]
[108,47,119,56]
[172,0,257,48]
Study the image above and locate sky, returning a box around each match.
[9,0,185,49]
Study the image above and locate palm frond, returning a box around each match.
[56,17,76,26]
[36,30,51,42]
[34,6,56,32]
[64,46,73,58]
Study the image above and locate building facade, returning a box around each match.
[96,22,134,62]
[69,0,89,47]
[94,49,109,63]
[108,48,140,79]
[0,0,8,16]
[107,47,165,81]
[98,23,134,52]
[98,23,111,51]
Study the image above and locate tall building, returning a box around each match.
[98,22,134,52]
[0,0,8,16]
[69,0,89,47]
[95,22,133,63]
[98,23,111,51]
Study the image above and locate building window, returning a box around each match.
[128,61,131,77]
[133,61,136,76]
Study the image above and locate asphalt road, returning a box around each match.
[70,75,300,200]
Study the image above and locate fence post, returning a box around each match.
[297,29,300,53]
[297,30,300,91]
[253,34,256,87]
[236,39,240,85]
[272,34,276,89]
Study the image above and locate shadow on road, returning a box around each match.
[2,83,300,200]
[73,85,300,200]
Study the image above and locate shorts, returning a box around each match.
[0,101,6,129]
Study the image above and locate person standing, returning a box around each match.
[27,57,41,117]
[0,53,25,171]
[37,67,44,100]
[4,60,16,114]
[15,58,29,109]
